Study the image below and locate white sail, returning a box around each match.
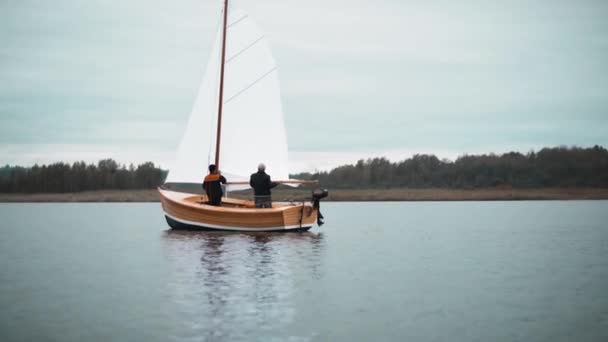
[165,5,291,190]
[164,28,221,184]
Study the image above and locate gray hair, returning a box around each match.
[257,163,266,171]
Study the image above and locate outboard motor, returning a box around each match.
[311,188,329,226]
[312,188,329,201]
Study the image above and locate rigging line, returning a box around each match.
[226,36,265,63]
[207,8,224,165]
[227,14,248,28]
[223,66,277,104]
[207,10,224,165]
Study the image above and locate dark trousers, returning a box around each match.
[254,196,272,208]
[208,194,222,206]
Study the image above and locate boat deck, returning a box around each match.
[171,191,305,210]
[158,189,318,231]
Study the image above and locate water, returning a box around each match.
[1,201,607,342]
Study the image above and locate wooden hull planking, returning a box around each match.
[158,188,317,231]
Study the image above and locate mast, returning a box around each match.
[214,0,229,168]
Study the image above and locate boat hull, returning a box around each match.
[159,188,317,232]
[164,215,312,232]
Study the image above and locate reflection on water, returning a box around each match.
[2,203,608,341]
[162,230,324,341]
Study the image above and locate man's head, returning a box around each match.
[208,164,217,173]
[257,163,266,172]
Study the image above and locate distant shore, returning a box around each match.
[1,188,607,202]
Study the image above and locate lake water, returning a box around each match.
[1,201,607,341]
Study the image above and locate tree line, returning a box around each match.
[1,146,607,193]
[0,159,166,193]
[291,146,608,189]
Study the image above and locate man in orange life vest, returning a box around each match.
[202,164,227,206]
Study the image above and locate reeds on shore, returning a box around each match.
[1,188,607,202]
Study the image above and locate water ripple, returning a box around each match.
[161,230,325,341]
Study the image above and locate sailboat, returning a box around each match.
[158,0,327,231]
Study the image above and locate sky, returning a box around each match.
[1,0,607,172]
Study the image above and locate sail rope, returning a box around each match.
[228,14,248,28]
[226,35,265,63]
[222,10,276,105]
[207,8,224,166]
[224,66,277,104]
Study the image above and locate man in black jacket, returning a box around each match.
[249,163,278,208]
[202,164,227,206]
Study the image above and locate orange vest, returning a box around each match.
[204,173,221,182]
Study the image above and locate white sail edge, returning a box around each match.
[165,5,292,188]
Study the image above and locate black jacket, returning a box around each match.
[202,173,227,204]
[249,171,278,196]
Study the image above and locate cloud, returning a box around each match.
[1,0,607,170]
[0,143,174,168]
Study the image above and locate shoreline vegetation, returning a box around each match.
[1,187,607,203]
[1,145,607,202]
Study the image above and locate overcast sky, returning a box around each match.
[1,0,607,171]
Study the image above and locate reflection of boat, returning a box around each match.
[159,0,327,231]
[164,229,325,247]
[162,229,325,338]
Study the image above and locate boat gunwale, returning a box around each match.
[158,188,312,214]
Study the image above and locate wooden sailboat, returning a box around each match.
[159,0,326,231]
